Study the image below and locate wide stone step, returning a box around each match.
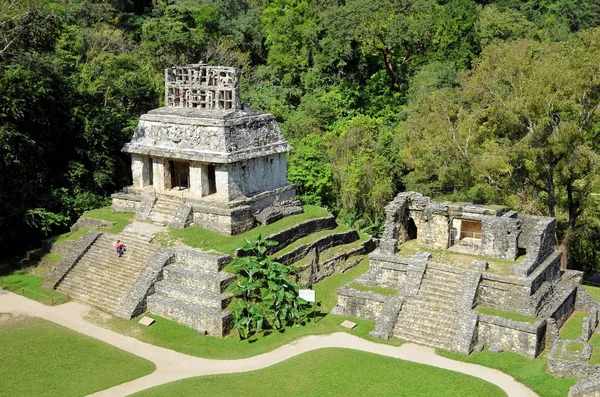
[417,288,460,301]
[421,273,462,287]
[56,283,122,311]
[147,294,232,337]
[163,265,235,294]
[66,263,141,284]
[59,289,121,313]
[58,272,134,298]
[392,327,455,350]
[154,280,232,310]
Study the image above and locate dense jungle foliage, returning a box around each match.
[1,0,599,273]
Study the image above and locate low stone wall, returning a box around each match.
[296,238,375,284]
[192,203,254,235]
[146,294,233,336]
[570,377,600,397]
[170,248,231,272]
[577,287,600,312]
[366,251,410,287]
[477,314,546,357]
[334,285,388,322]
[70,217,115,232]
[583,309,599,341]
[42,231,101,290]
[236,216,337,257]
[115,249,175,319]
[548,349,600,379]
[549,287,578,329]
[275,230,359,266]
[111,192,142,212]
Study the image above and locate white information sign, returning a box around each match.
[299,289,316,303]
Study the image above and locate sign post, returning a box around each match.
[299,289,317,323]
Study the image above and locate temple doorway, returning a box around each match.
[207,164,216,194]
[170,160,189,190]
[407,218,418,240]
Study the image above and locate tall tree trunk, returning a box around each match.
[381,47,397,92]
[559,180,580,270]
[546,162,556,218]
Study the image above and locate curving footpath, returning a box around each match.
[0,290,538,397]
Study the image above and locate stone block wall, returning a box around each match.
[412,209,449,249]
[480,216,520,260]
[334,286,388,321]
[366,252,410,288]
[111,193,142,212]
[478,314,547,357]
[477,275,529,313]
[70,217,115,232]
[227,153,288,198]
[512,217,557,277]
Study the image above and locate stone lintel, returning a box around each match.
[141,108,274,127]
[122,142,291,163]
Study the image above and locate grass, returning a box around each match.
[566,341,585,354]
[47,227,92,245]
[85,257,403,360]
[81,207,135,233]
[0,270,69,306]
[589,333,600,364]
[560,311,587,340]
[166,205,331,254]
[437,349,577,397]
[132,348,506,397]
[397,239,522,275]
[348,282,398,296]
[583,285,600,302]
[477,306,539,324]
[0,315,155,397]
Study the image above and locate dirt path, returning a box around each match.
[0,290,538,397]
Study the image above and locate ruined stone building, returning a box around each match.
[111,64,300,234]
[334,192,598,361]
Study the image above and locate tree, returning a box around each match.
[400,31,600,267]
[320,0,437,92]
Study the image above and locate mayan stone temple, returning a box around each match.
[112,64,301,234]
[334,192,599,362]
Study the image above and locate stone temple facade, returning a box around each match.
[334,192,598,363]
[112,64,301,235]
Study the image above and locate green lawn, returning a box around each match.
[166,205,331,254]
[0,270,69,306]
[80,207,135,233]
[583,285,600,302]
[0,316,155,397]
[132,348,506,397]
[477,306,539,324]
[560,311,587,340]
[348,281,398,296]
[437,349,576,397]
[85,257,402,360]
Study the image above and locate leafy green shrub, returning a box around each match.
[230,235,311,339]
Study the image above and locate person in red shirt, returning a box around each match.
[115,240,125,257]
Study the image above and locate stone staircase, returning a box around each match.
[56,233,158,314]
[146,197,191,227]
[146,251,235,336]
[392,268,464,350]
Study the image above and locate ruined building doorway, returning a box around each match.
[207,164,216,194]
[148,157,153,186]
[460,220,482,240]
[407,218,418,240]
